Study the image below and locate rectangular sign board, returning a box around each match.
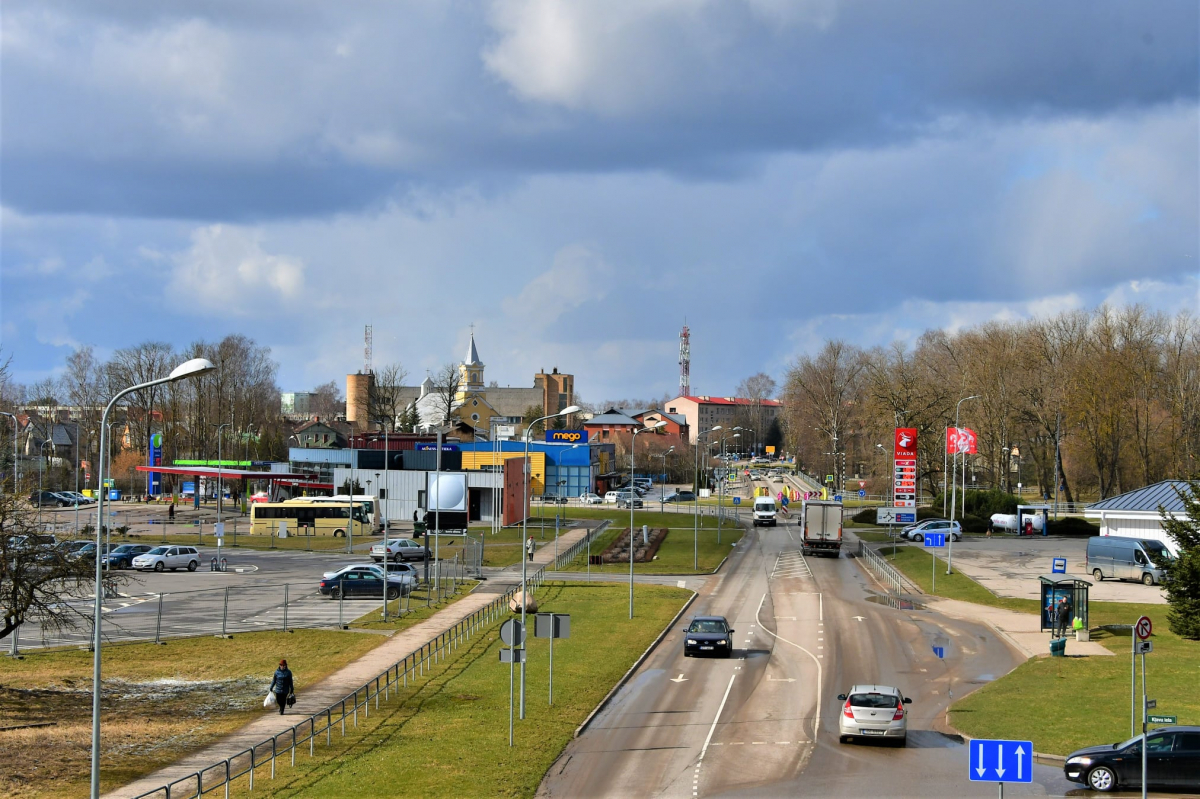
[969,739,1034,783]
[876,507,917,525]
[923,533,946,548]
[1148,715,1177,724]
[1052,557,1066,574]
[1136,641,1153,654]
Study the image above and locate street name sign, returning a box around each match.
[1149,715,1177,724]
[923,533,947,548]
[969,739,1034,783]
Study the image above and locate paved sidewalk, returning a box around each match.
[924,596,1115,659]
[106,526,592,799]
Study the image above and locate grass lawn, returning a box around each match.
[0,630,388,799]
[225,581,692,798]
[880,544,1040,614]
[557,518,742,575]
[950,603,1200,755]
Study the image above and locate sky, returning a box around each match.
[2,1,1198,403]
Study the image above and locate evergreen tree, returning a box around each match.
[1160,480,1200,639]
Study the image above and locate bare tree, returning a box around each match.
[430,363,460,426]
[310,381,344,419]
[107,341,176,462]
[367,362,409,431]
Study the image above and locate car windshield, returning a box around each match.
[849,693,900,708]
[146,547,168,555]
[689,620,727,634]
[1141,541,1173,562]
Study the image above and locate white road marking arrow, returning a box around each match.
[670,674,688,683]
[995,744,1006,779]
[975,743,986,778]
[852,616,866,621]
[1016,745,1025,780]
[767,677,796,682]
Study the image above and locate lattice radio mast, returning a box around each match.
[678,323,691,395]
[364,324,373,373]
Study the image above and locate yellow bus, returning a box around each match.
[250,501,371,537]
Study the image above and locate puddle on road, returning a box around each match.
[863,593,926,611]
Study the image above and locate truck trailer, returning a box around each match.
[801,500,843,557]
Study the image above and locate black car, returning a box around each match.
[683,615,734,658]
[663,491,697,503]
[29,491,70,508]
[104,544,154,569]
[318,566,407,600]
[1064,727,1200,792]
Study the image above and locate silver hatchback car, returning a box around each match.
[837,684,910,746]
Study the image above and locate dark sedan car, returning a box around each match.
[683,615,734,658]
[318,565,407,600]
[663,491,697,503]
[1064,727,1200,792]
[29,491,70,508]
[103,544,154,570]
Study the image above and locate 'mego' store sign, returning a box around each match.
[546,430,588,444]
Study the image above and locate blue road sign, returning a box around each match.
[969,739,1034,783]
[932,645,945,658]
[1052,557,1066,574]
[833,494,842,502]
[923,532,947,548]
[896,512,915,524]
[858,489,866,498]
[732,496,741,505]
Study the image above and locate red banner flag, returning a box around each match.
[946,427,978,454]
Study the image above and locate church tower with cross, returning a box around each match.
[459,326,485,394]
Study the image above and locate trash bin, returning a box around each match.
[413,521,426,539]
[1049,637,1067,657]
[589,555,602,565]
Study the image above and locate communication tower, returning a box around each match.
[364,324,373,373]
[678,324,691,395]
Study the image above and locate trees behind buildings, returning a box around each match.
[781,306,1200,500]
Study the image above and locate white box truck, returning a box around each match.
[753,496,778,526]
[801,500,843,557]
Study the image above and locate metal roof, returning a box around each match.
[1088,480,1195,514]
[586,411,640,426]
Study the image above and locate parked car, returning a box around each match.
[1087,536,1172,586]
[28,491,70,508]
[103,544,154,570]
[900,519,962,543]
[663,491,697,503]
[1064,726,1200,792]
[616,492,643,509]
[538,494,569,504]
[603,491,619,504]
[579,493,603,504]
[318,564,410,600]
[370,538,426,563]
[131,546,201,572]
[58,491,95,505]
[66,542,111,561]
[837,684,911,746]
[683,615,734,658]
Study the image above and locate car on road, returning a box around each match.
[28,491,71,508]
[683,616,734,657]
[579,492,603,504]
[370,538,426,562]
[900,519,962,542]
[1064,726,1200,793]
[837,684,911,746]
[662,491,697,503]
[615,492,643,509]
[103,544,154,569]
[319,564,412,600]
[131,545,201,572]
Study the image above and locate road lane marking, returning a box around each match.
[757,592,823,743]
[699,673,737,762]
[671,674,688,683]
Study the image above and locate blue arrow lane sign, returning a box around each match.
[923,532,946,548]
[969,739,1034,783]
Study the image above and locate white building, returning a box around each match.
[1084,480,1194,556]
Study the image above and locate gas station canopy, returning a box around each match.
[135,465,316,481]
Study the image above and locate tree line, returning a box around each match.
[781,305,1200,501]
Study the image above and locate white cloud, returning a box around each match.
[501,244,612,325]
[166,225,306,316]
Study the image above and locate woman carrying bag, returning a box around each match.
[267,659,295,715]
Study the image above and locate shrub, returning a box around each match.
[931,489,1019,519]
[851,508,878,525]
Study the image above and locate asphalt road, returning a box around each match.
[540,497,1107,797]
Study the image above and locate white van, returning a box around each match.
[604,491,619,504]
[753,496,778,527]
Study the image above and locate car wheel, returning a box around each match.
[387,586,400,601]
[1142,572,1155,586]
[914,533,923,542]
[334,529,345,538]
[1087,766,1117,792]
[187,560,198,572]
[1093,568,1104,581]
[329,588,341,600]
[838,735,849,744]
[154,561,165,572]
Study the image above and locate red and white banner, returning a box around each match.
[893,428,918,507]
[946,427,978,454]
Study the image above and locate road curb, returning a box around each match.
[573,590,698,739]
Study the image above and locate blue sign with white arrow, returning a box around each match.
[923,532,946,548]
[969,739,1034,783]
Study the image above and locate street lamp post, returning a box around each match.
[693,426,722,571]
[519,405,581,719]
[631,422,667,619]
[947,395,979,575]
[211,423,231,566]
[91,357,215,799]
[656,446,675,508]
[718,432,740,544]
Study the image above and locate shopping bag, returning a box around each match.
[287,692,296,708]
[264,691,278,710]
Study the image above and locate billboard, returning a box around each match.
[147,432,163,496]
[546,429,588,444]
[893,427,918,508]
[426,472,467,511]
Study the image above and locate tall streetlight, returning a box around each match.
[693,426,722,571]
[656,446,675,508]
[0,411,17,494]
[947,394,979,575]
[91,357,214,799]
[630,421,667,619]
[211,422,231,566]
[718,432,740,544]
[519,404,580,719]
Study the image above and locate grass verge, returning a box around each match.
[0,630,387,799]
[557,519,742,574]
[879,544,1040,613]
[224,581,692,798]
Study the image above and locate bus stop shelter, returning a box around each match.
[1038,574,1091,634]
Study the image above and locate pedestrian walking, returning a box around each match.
[269,659,294,716]
[1057,595,1073,637]
[168,503,175,521]
[526,537,535,562]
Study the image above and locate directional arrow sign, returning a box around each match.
[969,739,1034,783]
[852,616,866,622]
[670,674,688,683]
